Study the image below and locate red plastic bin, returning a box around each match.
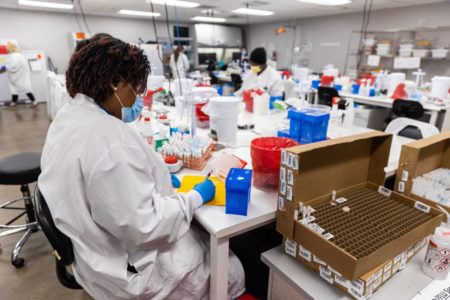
[251,137,299,188]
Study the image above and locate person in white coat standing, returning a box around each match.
[38,37,245,300]
[170,45,190,79]
[235,47,284,97]
[0,43,38,107]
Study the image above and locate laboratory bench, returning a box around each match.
[261,246,439,300]
[339,92,450,131]
[153,103,414,299]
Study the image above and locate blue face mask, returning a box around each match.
[113,85,144,123]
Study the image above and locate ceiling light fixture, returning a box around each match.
[231,7,274,16]
[18,0,73,9]
[297,0,351,6]
[148,0,200,8]
[191,16,227,23]
[118,10,161,17]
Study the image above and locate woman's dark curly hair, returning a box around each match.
[66,37,150,104]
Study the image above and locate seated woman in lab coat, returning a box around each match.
[38,37,245,300]
[235,47,284,97]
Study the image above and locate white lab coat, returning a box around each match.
[38,93,245,300]
[235,65,284,97]
[6,52,33,94]
[170,52,190,79]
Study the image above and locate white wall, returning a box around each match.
[0,7,182,73]
[248,1,450,77]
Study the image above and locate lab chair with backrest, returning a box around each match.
[385,117,439,140]
[317,86,338,107]
[0,152,41,268]
[392,99,425,120]
[35,187,82,289]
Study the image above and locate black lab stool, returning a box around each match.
[0,152,41,268]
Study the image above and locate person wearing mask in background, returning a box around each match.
[235,47,284,98]
[38,37,245,300]
[170,45,190,79]
[0,42,38,108]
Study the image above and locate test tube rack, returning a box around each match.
[306,187,434,259]
[162,143,215,171]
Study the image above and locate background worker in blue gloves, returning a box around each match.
[38,37,245,300]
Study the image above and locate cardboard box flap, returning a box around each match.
[288,131,392,204]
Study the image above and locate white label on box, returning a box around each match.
[394,254,402,264]
[331,190,337,201]
[414,201,431,214]
[367,273,375,286]
[280,182,286,195]
[313,255,327,266]
[393,262,401,273]
[351,279,365,295]
[300,216,316,225]
[398,181,405,193]
[378,186,392,197]
[335,197,348,204]
[288,153,295,168]
[328,266,342,276]
[400,251,408,270]
[299,245,312,262]
[292,155,299,170]
[335,274,349,288]
[415,241,422,253]
[373,277,382,289]
[278,196,285,211]
[308,223,325,235]
[366,283,373,294]
[323,233,335,240]
[285,239,297,257]
[287,170,293,185]
[281,149,287,165]
[319,266,334,284]
[280,167,286,183]
[383,270,391,282]
[348,287,364,299]
[365,288,373,299]
[401,170,409,181]
[286,185,293,201]
[374,268,383,281]
[407,248,415,258]
[384,261,393,273]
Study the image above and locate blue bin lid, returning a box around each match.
[288,108,303,120]
[226,168,253,191]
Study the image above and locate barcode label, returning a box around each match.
[401,170,409,181]
[323,233,335,240]
[320,266,334,284]
[278,197,285,211]
[383,269,391,282]
[280,167,286,183]
[308,223,325,235]
[280,182,286,195]
[378,186,392,197]
[299,245,312,262]
[414,201,431,213]
[300,216,316,225]
[292,155,299,170]
[374,268,383,281]
[384,261,393,273]
[313,255,327,266]
[286,185,293,201]
[398,181,405,193]
[373,277,382,289]
[287,170,293,185]
[285,239,297,257]
[335,274,349,288]
[281,149,287,165]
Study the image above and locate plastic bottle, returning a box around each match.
[344,98,355,127]
[141,117,154,146]
[330,98,341,126]
[423,206,450,280]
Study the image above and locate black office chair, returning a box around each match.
[318,86,338,107]
[35,187,82,289]
[392,99,424,119]
[0,152,41,268]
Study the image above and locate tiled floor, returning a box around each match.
[0,104,91,299]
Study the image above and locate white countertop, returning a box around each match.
[152,105,412,238]
[339,92,447,112]
[262,246,437,300]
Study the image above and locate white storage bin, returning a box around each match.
[412,49,430,58]
[431,49,449,59]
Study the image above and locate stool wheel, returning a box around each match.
[12,258,25,268]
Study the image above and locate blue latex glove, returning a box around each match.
[171,174,181,188]
[193,179,216,204]
[0,66,6,73]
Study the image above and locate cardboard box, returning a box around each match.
[283,236,429,300]
[394,131,450,217]
[276,131,443,280]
